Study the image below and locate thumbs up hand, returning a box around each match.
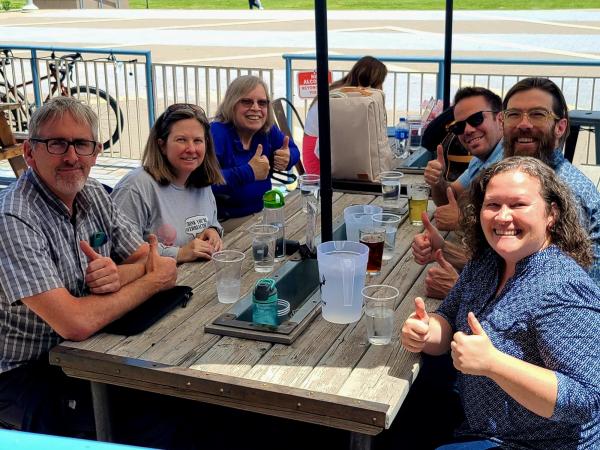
[401,297,431,353]
[273,135,291,171]
[425,249,459,299]
[412,212,445,265]
[145,234,177,291]
[248,144,270,180]
[450,312,496,376]
[424,144,446,187]
[434,187,460,231]
[80,240,121,294]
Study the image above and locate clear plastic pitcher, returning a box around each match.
[343,205,383,242]
[317,241,369,324]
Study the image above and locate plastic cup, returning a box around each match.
[408,183,430,225]
[343,204,383,242]
[248,224,278,273]
[362,284,399,345]
[372,213,402,261]
[212,250,245,304]
[379,171,404,210]
[359,226,386,275]
[299,174,320,214]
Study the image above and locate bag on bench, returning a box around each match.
[329,87,393,181]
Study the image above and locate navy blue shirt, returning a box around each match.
[436,246,600,449]
[210,122,300,219]
[551,150,600,286]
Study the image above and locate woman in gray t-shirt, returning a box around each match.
[113,104,225,263]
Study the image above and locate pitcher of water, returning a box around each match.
[317,241,369,324]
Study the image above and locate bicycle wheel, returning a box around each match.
[70,86,124,150]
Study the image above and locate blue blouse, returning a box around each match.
[436,246,600,450]
[210,121,300,219]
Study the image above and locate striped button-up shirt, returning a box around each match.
[0,169,143,373]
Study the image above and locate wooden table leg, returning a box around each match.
[90,381,113,442]
[349,432,373,450]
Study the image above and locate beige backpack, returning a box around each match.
[329,87,393,181]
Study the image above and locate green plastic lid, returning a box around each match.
[263,189,285,209]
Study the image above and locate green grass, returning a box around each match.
[3,0,599,11]
[127,0,600,9]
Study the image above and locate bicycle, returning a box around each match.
[0,50,124,150]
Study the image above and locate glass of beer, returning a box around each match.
[359,226,385,275]
[408,183,430,225]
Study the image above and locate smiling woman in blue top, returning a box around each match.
[402,156,600,450]
[210,75,300,231]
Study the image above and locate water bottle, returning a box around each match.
[263,189,285,261]
[252,278,278,327]
[394,117,409,159]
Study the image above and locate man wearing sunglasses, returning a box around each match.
[414,87,504,298]
[424,87,504,232]
[0,97,187,446]
[503,77,600,285]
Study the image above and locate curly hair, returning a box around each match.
[142,103,224,188]
[460,156,592,268]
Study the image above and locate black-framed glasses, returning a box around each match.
[446,110,498,135]
[502,108,559,127]
[30,138,98,156]
[238,98,269,109]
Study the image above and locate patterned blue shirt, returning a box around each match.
[550,150,600,286]
[436,246,600,450]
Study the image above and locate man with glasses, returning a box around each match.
[503,77,600,284]
[0,97,183,446]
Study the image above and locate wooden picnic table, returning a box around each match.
[0,103,27,178]
[50,185,442,450]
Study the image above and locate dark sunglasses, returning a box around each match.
[238,98,269,109]
[446,110,497,135]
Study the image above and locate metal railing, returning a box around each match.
[152,64,274,119]
[282,54,600,164]
[0,45,153,159]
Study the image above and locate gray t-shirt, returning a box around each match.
[112,167,222,259]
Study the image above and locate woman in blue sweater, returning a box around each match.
[210,75,300,232]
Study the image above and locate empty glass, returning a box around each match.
[299,174,320,214]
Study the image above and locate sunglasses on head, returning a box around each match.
[163,103,207,119]
[446,110,497,135]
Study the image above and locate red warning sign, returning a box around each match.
[297,70,332,99]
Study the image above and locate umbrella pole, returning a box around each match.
[315,0,333,242]
[443,0,453,109]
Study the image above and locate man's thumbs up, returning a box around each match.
[436,144,445,166]
[422,213,445,251]
[447,186,457,206]
[248,143,270,180]
[424,144,446,187]
[80,240,101,262]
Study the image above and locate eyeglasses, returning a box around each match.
[238,98,269,109]
[30,138,98,156]
[502,108,559,127]
[446,110,497,135]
